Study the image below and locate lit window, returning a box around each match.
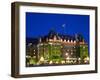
[67,40,70,43]
[65,52,68,56]
[64,39,66,42]
[49,39,52,41]
[49,61,53,64]
[71,40,73,43]
[74,40,76,43]
[83,46,85,49]
[67,49,69,51]
[71,52,73,55]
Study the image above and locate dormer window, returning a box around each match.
[74,40,76,43]
[64,39,66,42]
[67,40,70,43]
[71,40,73,43]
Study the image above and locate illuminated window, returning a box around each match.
[74,40,76,43]
[83,46,85,49]
[71,40,73,43]
[67,40,70,43]
[64,39,66,42]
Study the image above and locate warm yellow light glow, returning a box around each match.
[40,43,43,45]
[66,57,69,60]
[49,61,53,64]
[71,52,73,55]
[60,39,63,42]
[39,56,44,62]
[84,57,89,63]
[86,57,89,61]
[49,39,52,41]
[65,52,68,56]
[67,40,70,43]
[74,40,76,43]
[84,60,87,63]
[71,40,73,43]
[55,61,58,64]
[78,58,81,60]
[64,39,66,42]
[61,60,65,64]
[49,42,53,45]
[83,46,85,49]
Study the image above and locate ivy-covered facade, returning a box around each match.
[26,30,89,66]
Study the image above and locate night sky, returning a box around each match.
[26,12,90,45]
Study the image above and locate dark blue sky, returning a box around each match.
[26,12,90,44]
